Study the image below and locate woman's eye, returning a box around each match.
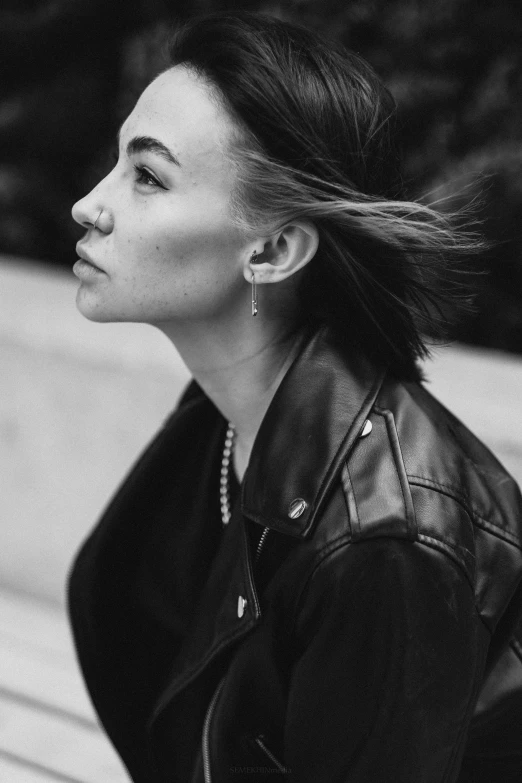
[133,164,163,188]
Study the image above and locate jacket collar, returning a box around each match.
[240,323,388,539]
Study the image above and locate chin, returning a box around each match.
[75,287,122,323]
[75,288,160,324]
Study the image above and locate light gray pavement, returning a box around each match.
[0,587,130,781]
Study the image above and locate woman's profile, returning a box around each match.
[68,12,522,782]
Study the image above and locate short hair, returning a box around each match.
[166,12,482,379]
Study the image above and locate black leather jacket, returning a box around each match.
[68,325,522,782]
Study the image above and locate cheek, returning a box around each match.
[129,208,240,281]
[129,210,204,260]
[114,234,234,316]
[111,189,246,310]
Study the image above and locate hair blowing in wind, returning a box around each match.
[167,12,485,378]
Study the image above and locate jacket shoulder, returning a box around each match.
[383,380,522,548]
[342,376,522,629]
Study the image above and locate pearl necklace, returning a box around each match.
[220,423,236,526]
[220,422,270,565]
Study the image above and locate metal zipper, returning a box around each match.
[254,734,287,774]
[255,526,270,563]
[202,674,226,783]
[201,526,269,782]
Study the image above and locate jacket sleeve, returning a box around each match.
[283,537,486,783]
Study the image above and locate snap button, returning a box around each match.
[237,596,248,618]
[360,419,372,438]
[288,498,307,519]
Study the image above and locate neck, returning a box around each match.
[157,312,306,482]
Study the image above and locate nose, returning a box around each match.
[71,176,113,233]
[72,188,97,230]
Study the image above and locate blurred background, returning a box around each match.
[0,3,521,780]
[2,0,522,350]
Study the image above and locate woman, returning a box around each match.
[68,13,522,782]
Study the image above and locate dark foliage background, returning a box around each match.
[2,0,521,353]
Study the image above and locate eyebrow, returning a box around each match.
[120,132,181,168]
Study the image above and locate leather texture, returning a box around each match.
[67,324,522,782]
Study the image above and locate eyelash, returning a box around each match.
[106,151,164,190]
[133,164,162,188]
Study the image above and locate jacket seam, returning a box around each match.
[244,368,388,538]
[383,411,411,528]
[351,470,361,535]
[511,637,522,663]
[148,616,256,727]
[302,368,387,537]
[375,407,417,536]
[288,536,352,640]
[341,466,474,586]
[408,475,522,551]
[289,534,476,642]
[416,533,474,590]
[342,464,360,538]
[415,537,492,636]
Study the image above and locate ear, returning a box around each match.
[243,221,319,284]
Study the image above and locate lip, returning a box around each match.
[75,242,105,272]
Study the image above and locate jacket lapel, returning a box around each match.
[148,495,261,727]
[242,324,388,538]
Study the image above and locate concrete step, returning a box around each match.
[0,588,128,782]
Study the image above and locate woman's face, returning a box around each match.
[71,66,251,324]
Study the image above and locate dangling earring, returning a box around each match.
[250,250,258,317]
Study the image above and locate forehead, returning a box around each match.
[121,67,235,171]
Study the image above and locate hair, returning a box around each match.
[166,12,483,380]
